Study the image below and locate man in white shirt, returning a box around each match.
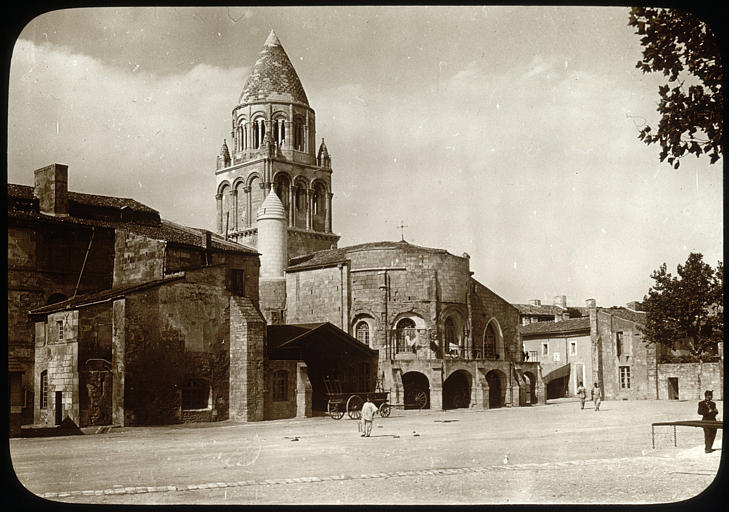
[360,396,379,437]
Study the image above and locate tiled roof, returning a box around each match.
[287,240,455,271]
[513,303,565,316]
[601,307,646,325]
[29,274,185,316]
[239,30,309,106]
[8,184,158,214]
[8,184,257,255]
[519,317,591,337]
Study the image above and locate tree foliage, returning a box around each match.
[641,253,723,361]
[628,7,723,169]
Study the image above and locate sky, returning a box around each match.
[7,6,724,307]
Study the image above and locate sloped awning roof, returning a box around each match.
[542,363,571,383]
[267,322,378,360]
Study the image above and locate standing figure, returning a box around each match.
[698,390,719,453]
[360,395,379,437]
[590,383,602,411]
[576,381,587,410]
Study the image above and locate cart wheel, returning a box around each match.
[329,402,344,420]
[379,402,391,418]
[414,391,428,409]
[347,395,364,419]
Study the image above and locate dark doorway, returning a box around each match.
[485,370,504,408]
[546,375,569,399]
[524,371,537,405]
[443,370,471,409]
[668,377,679,400]
[402,371,430,409]
[55,391,63,425]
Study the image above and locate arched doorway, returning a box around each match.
[402,371,430,409]
[523,371,537,405]
[443,370,471,409]
[485,370,505,408]
[546,376,569,399]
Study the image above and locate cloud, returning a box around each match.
[8,39,248,229]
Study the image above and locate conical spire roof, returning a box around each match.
[257,186,286,220]
[239,30,309,106]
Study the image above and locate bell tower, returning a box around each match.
[214,30,339,261]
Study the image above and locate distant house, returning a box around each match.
[521,317,592,399]
[521,298,723,401]
[513,296,587,326]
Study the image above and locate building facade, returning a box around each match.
[217,32,543,413]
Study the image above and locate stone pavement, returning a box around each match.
[38,452,718,500]
[10,399,724,505]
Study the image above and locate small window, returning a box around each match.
[356,321,370,346]
[570,342,577,355]
[616,332,624,357]
[619,366,631,389]
[528,350,538,362]
[552,352,560,362]
[182,378,210,410]
[230,269,245,296]
[57,321,64,342]
[542,343,548,356]
[273,370,288,402]
[40,370,48,409]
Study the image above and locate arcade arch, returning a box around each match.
[443,369,472,409]
[485,369,507,408]
[401,371,430,410]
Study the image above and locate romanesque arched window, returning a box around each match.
[220,184,232,234]
[484,323,497,360]
[444,317,458,355]
[274,174,290,212]
[295,186,306,212]
[182,378,210,410]
[356,321,370,346]
[395,318,416,353]
[273,118,286,146]
[293,117,304,151]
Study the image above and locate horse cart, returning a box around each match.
[323,377,391,420]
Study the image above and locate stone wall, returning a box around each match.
[77,303,113,427]
[286,265,346,328]
[229,296,266,422]
[470,279,521,362]
[596,312,652,400]
[263,359,299,420]
[122,287,183,425]
[113,230,165,286]
[657,362,723,401]
[8,222,114,434]
[34,310,79,426]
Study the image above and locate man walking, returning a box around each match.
[698,390,719,453]
[590,382,602,411]
[576,381,587,410]
[360,396,379,437]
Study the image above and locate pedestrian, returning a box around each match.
[590,383,602,411]
[576,381,587,410]
[698,390,719,453]
[360,395,379,437]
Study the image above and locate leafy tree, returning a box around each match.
[641,253,723,393]
[628,7,723,169]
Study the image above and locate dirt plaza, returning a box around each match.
[10,399,723,505]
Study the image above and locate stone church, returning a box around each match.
[214,31,543,414]
[13,31,543,435]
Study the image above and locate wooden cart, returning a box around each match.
[323,377,391,420]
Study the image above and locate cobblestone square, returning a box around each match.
[10,399,723,505]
